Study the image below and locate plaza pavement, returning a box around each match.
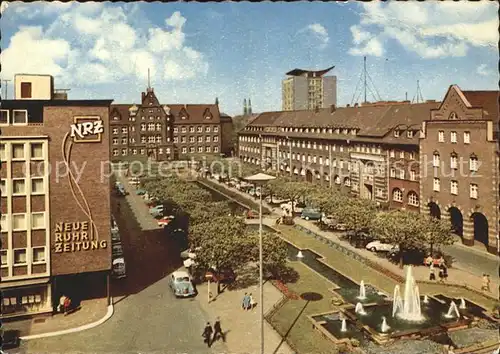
[203,177,499,300]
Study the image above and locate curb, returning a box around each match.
[20,299,114,341]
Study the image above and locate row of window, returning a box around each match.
[432,179,479,198]
[1,212,47,231]
[389,169,418,181]
[113,125,220,135]
[392,189,420,206]
[393,130,416,138]
[1,247,47,267]
[438,130,470,144]
[0,110,28,125]
[112,145,220,156]
[432,153,479,171]
[389,150,416,160]
[1,178,45,196]
[0,142,45,161]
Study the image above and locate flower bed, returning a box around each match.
[271,279,300,300]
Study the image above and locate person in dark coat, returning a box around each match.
[213,317,225,343]
[202,322,213,347]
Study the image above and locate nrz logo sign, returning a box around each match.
[70,117,104,143]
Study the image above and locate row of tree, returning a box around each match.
[265,177,454,267]
[140,175,290,292]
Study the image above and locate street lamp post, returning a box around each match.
[244,172,276,354]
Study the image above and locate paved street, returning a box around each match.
[441,243,498,278]
[16,174,223,354]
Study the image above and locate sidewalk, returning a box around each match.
[203,178,499,300]
[195,280,294,354]
[2,297,109,338]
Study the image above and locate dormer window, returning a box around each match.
[407,130,414,138]
[342,129,348,135]
[394,130,400,137]
[449,112,458,120]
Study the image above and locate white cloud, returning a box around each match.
[476,64,490,77]
[0,2,9,14]
[1,4,209,85]
[348,38,384,57]
[303,23,329,49]
[349,1,499,58]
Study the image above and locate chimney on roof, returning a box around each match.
[141,92,146,101]
[330,104,336,113]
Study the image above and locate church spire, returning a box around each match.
[243,98,248,116]
[215,97,219,105]
[248,98,252,115]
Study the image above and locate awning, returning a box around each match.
[0,277,50,290]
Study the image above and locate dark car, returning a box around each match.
[1,329,21,349]
[216,269,237,283]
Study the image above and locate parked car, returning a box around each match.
[365,240,399,253]
[129,177,141,186]
[1,329,20,349]
[301,208,323,221]
[169,271,197,297]
[245,209,259,219]
[136,188,147,195]
[149,205,164,215]
[111,229,121,243]
[180,247,201,260]
[158,215,175,227]
[112,257,127,279]
[112,243,124,258]
[265,196,289,205]
[281,201,305,214]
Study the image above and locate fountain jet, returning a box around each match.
[358,280,367,300]
[355,302,366,315]
[392,266,424,321]
[459,298,466,310]
[340,318,347,332]
[380,316,390,333]
[423,295,429,304]
[296,251,304,259]
[445,301,460,319]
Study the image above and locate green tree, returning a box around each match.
[334,199,377,233]
[423,215,454,254]
[246,231,288,278]
[371,210,428,268]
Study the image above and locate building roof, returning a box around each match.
[285,66,335,77]
[462,90,499,123]
[1,99,113,107]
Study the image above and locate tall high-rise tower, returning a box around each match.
[282,66,337,111]
[248,98,252,115]
[243,98,248,115]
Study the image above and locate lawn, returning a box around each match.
[267,261,344,354]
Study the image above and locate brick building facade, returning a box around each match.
[0,74,113,318]
[237,85,499,254]
[109,87,233,161]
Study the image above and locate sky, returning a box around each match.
[1,1,498,116]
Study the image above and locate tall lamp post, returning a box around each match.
[244,172,276,354]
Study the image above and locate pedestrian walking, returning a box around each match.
[441,264,448,282]
[429,264,436,281]
[482,274,491,292]
[202,322,213,347]
[213,317,225,343]
[58,295,67,313]
[242,293,250,310]
[249,293,256,310]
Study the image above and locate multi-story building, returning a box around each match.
[420,85,499,254]
[282,67,337,111]
[239,85,499,254]
[109,86,233,161]
[0,74,113,318]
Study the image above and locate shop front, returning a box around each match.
[1,278,52,319]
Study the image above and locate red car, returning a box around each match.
[245,210,259,219]
[158,215,175,227]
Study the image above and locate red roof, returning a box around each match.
[462,90,499,122]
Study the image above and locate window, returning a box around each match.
[390,150,395,158]
[1,215,6,232]
[408,192,419,207]
[148,136,155,143]
[112,138,119,145]
[433,153,440,167]
[392,188,403,202]
[197,126,203,133]
[31,178,44,194]
[0,180,5,195]
[181,137,186,143]
[206,146,211,153]
[13,179,25,195]
[0,144,5,160]
[450,154,458,169]
[197,136,203,143]
[376,188,384,197]
[438,131,445,142]
[21,82,32,98]
[32,247,46,263]
[410,170,417,181]
[141,136,147,143]
[399,151,405,159]
[133,149,137,155]
[12,144,25,160]
[189,136,195,143]
[450,180,458,195]
[214,126,219,133]
[334,176,341,184]
[206,136,211,143]
[198,146,203,153]
[470,183,478,199]
[12,214,26,231]
[140,149,145,155]
[121,127,128,134]
[433,178,440,192]
[29,143,43,160]
[213,136,219,142]
[0,110,9,125]
[173,127,178,133]
[469,155,478,172]
[14,249,27,265]
[407,130,414,138]
[173,137,178,143]
[399,170,405,179]
[206,126,211,133]
[189,147,195,153]
[140,124,146,131]
[121,148,127,155]
[1,250,7,266]
[181,127,187,133]
[214,146,219,153]
[409,152,415,160]
[113,149,119,156]
[156,123,162,131]
[182,147,187,154]
[121,137,127,144]
[393,130,400,137]
[464,132,470,144]
[344,177,351,187]
[450,131,457,143]
[148,123,155,131]
[390,168,396,178]
[113,128,119,134]
[31,212,45,229]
